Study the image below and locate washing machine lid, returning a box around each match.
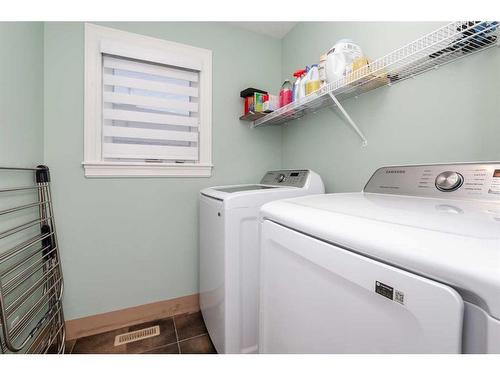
[200,183,302,209]
[212,185,279,193]
[200,169,324,209]
[260,190,500,320]
[201,184,287,198]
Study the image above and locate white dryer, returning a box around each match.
[199,170,324,354]
[259,162,500,354]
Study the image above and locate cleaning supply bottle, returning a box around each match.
[279,80,293,108]
[299,66,309,99]
[292,69,305,102]
[306,64,320,95]
[319,54,327,87]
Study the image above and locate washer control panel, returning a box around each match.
[260,170,309,188]
[364,163,500,201]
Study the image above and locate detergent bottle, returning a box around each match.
[305,64,320,95]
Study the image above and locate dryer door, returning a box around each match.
[259,220,464,353]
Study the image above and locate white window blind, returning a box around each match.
[84,24,212,177]
[102,55,200,163]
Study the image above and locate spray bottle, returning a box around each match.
[292,69,306,102]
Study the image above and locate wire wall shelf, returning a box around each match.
[251,21,499,145]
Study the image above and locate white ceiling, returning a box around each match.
[229,22,297,39]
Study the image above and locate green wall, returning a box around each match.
[43,22,282,319]
[281,22,500,192]
[0,22,44,166]
[3,21,499,321]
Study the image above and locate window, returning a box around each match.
[84,24,212,177]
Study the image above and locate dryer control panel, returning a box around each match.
[260,170,310,188]
[364,163,500,201]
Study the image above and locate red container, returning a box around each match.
[279,80,293,108]
[244,96,254,114]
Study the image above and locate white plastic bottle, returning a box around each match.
[292,69,305,102]
[319,54,327,87]
[306,64,320,95]
[299,66,309,99]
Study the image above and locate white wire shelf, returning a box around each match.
[251,21,499,140]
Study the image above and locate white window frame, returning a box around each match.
[83,23,212,177]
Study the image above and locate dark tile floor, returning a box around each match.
[65,311,217,354]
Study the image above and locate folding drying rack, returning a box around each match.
[249,21,500,146]
[0,166,65,354]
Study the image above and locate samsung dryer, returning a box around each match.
[259,162,500,354]
[199,170,324,354]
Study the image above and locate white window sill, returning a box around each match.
[83,161,213,178]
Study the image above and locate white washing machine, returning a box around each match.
[199,169,324,354]
[259,162,500,354]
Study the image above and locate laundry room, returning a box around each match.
[1,1,500,373]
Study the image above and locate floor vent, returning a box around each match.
[114,325,160,346]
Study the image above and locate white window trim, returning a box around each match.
[83,23,212,178]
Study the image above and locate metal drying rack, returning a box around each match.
[0,166,65,354]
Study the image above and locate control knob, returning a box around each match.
[435,171,464,192]
[277,173,286,183]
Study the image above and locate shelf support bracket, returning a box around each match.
[328,92,368,147]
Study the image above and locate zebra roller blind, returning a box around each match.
[102,55,200,162]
